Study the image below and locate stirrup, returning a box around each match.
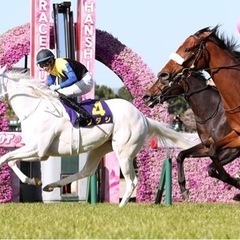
[75,114,92,127]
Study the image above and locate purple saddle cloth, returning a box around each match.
[62,103,78,125]
[62,99,113,127]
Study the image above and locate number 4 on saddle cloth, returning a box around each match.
[59,93,113,127]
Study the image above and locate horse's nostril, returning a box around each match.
[157,72,170,85]
[143,94,150,103]
[158,72,170,80]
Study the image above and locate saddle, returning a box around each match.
[60,96,92,127]
[58,93,113,127]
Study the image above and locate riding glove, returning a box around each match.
[50,85,61,91]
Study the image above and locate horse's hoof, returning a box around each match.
[35,178,42,186]
[234,172,240,179]
[182,189,190,201]
[43,185,54,192]
[233,194,240,201]
[208,167,216,177]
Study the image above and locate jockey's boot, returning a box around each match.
[59,96,92,126]
[74,106,92,126]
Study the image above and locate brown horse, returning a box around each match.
[145,25,240,185]
[144,71,240,200]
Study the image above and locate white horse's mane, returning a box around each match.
[5,70,59,99]
[6,69,30,79]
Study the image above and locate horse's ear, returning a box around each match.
[204,31,214,38]
[196,26,217,38]
[0,65,7,75]
[205,25,219,38]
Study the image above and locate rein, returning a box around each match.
[0,74,9,100]
[182,80,222,124]
[182,79,221,124]
[196,98,221,124]
[162,77,222,124]
[18,98,43,123]
[224,104,240,114]
[183,81,209,100]
[1,73,64,122]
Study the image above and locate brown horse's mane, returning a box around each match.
[191,71,219,92]
[195,25,240,61]
[191,71,206,81]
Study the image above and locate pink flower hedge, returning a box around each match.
[150,148,240,203]
[0,24,30,68]
[0,101,11,203]
[0,23,240,203]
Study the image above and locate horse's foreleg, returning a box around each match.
[43,154,105,191]
[8,156,49,186]
[0,145,40,166]
[8,161,42,186]
[176,150,188,200]
[43,141,112,192]
[177,143,209,200]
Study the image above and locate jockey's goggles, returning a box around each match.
[38,60,52,68]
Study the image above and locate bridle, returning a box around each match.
[0,74,9,100]
[170,37,206,72]
[0,73,63,123]
[169,33,240,82]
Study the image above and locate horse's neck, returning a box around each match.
[8,81,64,122]
[186,84,220,119]
[9,89,41,121]
[206,42,240,107]
[208,42,240,74]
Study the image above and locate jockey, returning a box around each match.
[36,48,94,125]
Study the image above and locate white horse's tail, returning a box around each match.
[146,117,194,149]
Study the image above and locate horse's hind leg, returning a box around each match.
[112,126,145,207]
[208,154,240,189]
[207,149,240,190]
[118,157,137,207]
[43,141,112,191]
[208,148,239,179]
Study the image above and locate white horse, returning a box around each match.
[0,66,193,207]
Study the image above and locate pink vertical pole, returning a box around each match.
[30,0,51,82]
[102,152,120,203]
[76,0,96,100]
[76,0,97,203]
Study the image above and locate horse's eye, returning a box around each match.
[185,48,191,52]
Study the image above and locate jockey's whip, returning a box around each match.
[54,90,91,121]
